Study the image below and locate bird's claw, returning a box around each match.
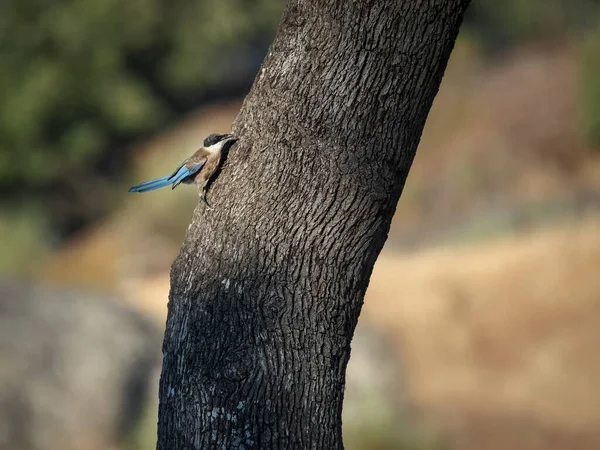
[201,193,213,210]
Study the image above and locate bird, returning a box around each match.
[128,133,236,207]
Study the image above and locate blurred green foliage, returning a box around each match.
[0,0,283,186]
[2,0,598,190]
[464,0,600,53]
[580,24,600,149]
[0,204,51,275]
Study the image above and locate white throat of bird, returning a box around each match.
[206,140,229,153]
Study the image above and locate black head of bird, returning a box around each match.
[203,133,234,148]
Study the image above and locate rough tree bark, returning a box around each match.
[157,1,471,449]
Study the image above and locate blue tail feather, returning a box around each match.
[129,161,205,193]
[128,176,172,193]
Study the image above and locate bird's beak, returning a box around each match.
[223,133,234,140]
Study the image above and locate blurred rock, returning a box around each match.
[0,280,162,450]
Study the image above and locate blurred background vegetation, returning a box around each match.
[1,0,600,272]
[1,1,600,450]
[0,0,282,243]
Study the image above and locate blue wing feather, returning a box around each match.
[167,165,188,181]
[170,162,205,189]
[128,161,205,193]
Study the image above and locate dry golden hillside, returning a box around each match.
[365,216,600,447]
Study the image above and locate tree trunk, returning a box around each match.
[157,1,471,449]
